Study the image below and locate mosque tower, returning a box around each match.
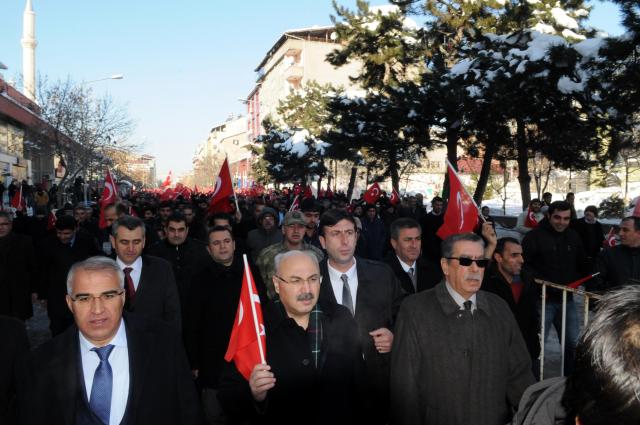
[21,0,37,102]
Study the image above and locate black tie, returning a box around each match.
[463,300,473,312]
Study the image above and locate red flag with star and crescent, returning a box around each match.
[10,185,26,211]
[390,188,401,206]
[524,206,539,228]
[208,159,234,214]
[161,170,173,188]
[363,182,381,204]
[436,163,479,239]
[224,255,266,381]
[603,227,618,248]
[99,170,118,229]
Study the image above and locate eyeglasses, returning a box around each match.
[275,275,322,286]
[446,257,489,268]
[69,290,125,305]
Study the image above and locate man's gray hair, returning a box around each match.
[66,256,125,294]
[274,250,320,274]
[441,233,485,259]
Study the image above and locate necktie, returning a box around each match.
[463,300,473,313]
[90,344,115,425]
[340,274,354,316]
[123,267,136,306]
[408,267,417,292]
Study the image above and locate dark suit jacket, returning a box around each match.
[126,255,181,331]
[319,257,405,423]
[16,313,204,425]
[0,232,36,320]
[383,253,442,294]
[481,265,540,361]
[0,316,28,425]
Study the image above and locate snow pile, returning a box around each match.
[274,129,329,158]
[361,4,419,32]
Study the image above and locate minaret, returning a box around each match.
[21,0,37,102]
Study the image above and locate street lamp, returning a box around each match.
[82,74,124,85]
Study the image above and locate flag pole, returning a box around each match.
[243,254,266,364]
[445,159,486,223]
[289,195,299,212]
[227,156,241,213]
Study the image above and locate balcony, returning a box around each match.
[284,65,304,82]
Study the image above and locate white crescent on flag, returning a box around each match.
[104,182,114,202]
[237,302,244,325]
[457,192,465,230]
[212,176,222,198]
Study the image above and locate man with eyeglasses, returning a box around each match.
[391,232,533,425]
[185,225,266,424]
[16,256,204,425]
[317,209,405,424]
[257,210,324,299]
[218,250,367,424]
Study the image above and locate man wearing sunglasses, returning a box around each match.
[16,256,203,425]
[391,232,534,425]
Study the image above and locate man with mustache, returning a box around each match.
[391,232,534,425]
[257,210,324,300]
[218,250,366,424]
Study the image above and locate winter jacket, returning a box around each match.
[511,377,570,425]
[595,245,640,291]
[522,219,589,302]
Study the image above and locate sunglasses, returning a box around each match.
[446,257,489,268]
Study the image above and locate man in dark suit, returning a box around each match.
[384,217,442,294]
[0,211,36,321]
[16,256,203,425]
[111,216,181,330]
[147,212,209,328]
[420,196,445,263]
[41,215,102,335]
[482,237,540,369]
[317,209,405,424]
[0,315,28,425]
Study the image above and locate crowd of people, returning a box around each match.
[0,183,639,425]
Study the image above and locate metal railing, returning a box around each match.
[535,278,602,380]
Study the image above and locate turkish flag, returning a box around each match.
[390,188,400,206]
[194,184,200,195]
[289,195,300,212]
[524,206,538,228]
[99,170,118,229]
[303,186,313,199]
[160,188,176,202]
[363,182,381,204]
[10,185,26,211]
[47,210,57,231]
[603,227,618,248]
[567,272,600,289]
[326,187,333,199]
[208,159,234,214]
[224,255,266,380]
[436,164,479,239]
[161,170,173,188]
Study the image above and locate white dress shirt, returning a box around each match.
[117,256,143,290]
[327,258,358,311]
[79,319,130,425]
[445,281,477,312]
[396,257,416,273]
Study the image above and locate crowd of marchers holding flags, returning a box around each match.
[1,157,640,425]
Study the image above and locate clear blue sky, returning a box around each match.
[0,1,625,181]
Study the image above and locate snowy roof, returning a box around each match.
[255,26,337,72]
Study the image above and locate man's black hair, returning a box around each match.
[622,216,640,232]
[494,237,520,257]
[111,215,145,237]
[318,209,357,237]
[548,201,572,216]
[166,212,187,226]
[390,217,421,241]
[207,225,234,241]
[55,215,77,231]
